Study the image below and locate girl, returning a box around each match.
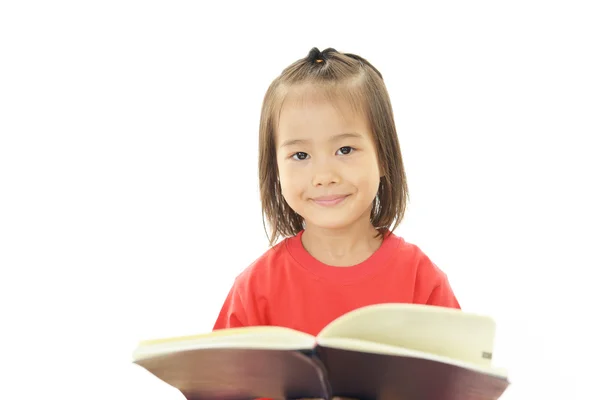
[213,47,460,398]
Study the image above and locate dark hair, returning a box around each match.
[259,47,409,246]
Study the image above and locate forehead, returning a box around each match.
[276,85,370,142]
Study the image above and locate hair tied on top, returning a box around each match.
[307,47,323,63]
[307,47,337,64]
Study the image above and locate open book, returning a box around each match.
[133,303,510,400]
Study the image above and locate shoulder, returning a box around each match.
[385,232,453,289]
[395,235,448,281]
[231,237,292,291]
[388,232,460,308]
[213,238,294,329]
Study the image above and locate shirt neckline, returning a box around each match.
[285,229,402,284]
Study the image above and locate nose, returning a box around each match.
[311,158,340,187]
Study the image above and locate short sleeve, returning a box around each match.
[212,272,268,330]
[212,284,248,330]
[426,274,461,309]
[413,246,461,310]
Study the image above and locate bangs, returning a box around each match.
[271,78,369,135]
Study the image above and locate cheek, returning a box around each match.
[279,179,294,198]
[348,159,380,190]
[277,163,302,196]
[355,173,380,197]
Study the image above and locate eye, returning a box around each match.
[336,146,355,155]
[292,152,309,161]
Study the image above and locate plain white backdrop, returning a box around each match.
[1,1,598,399]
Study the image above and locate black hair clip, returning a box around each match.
[307,47,338,64]
[308,47,324,63]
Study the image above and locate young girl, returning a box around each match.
[211,47,460,400]
[212,48,460,399]
[213,47,460,338]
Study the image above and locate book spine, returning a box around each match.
[308,347,333,400]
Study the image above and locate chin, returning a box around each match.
[306,222,355,231]
[299,199,373,231]
[302,213,361,231]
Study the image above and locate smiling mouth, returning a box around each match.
[311,195,349,207]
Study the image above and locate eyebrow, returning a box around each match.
[279,132,363,148]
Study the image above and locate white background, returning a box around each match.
[1,1,598,399]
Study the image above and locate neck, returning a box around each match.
[301,216,383,267]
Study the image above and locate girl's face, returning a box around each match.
[275,88,382,232]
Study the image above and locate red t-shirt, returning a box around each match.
[213,230,460,335]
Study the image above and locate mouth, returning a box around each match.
[311,194,350,207]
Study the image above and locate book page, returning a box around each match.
[134,326,315,361]
[316,303,497,369]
